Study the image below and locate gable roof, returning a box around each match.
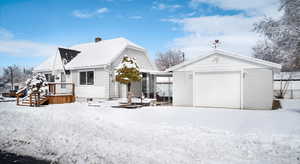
[33,49,65,72]
[166,49,282,72]
[65,37,145,70]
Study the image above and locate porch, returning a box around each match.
[130,70,172,104]
[16,82,75,106]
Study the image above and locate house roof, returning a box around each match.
[166,49,282,72]
[65,37,145,70]
[33,37,146,72]
[33,49,65,72]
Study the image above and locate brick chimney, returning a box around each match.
[95,37,102,43]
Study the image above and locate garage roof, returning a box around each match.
[166,49,282,72]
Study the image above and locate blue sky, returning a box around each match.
[0,0,280,70]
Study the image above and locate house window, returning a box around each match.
[80,71,94,85]
[45,74,55,82]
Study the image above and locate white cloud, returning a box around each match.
[0,28,14,40]
[162,0,282,58]
[129,16,143,20]
[189,0,280,17]
[152,2,182,11]
[96,8,109,14]
[72,8,109,18]
[0,28,57,57]
[160,18,181,23]
[72,10,94,18]
[168,15,263,58]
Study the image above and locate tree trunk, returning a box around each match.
[10,68,14,91]
[127,83,132,104]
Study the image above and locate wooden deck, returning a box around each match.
[48,95,75,104]
[17,83,75,106]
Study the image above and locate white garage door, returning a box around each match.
[194,72,241,108]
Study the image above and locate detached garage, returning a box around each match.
[167,50,281,110]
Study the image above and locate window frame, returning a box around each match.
[45,73,55,82]
[79,70,95,86]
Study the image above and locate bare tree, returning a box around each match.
[3,65,22,90]
[275,72,294,98]
[253,0,300,71]
[155,50,185,71]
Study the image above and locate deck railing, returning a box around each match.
[16,87,26,106]
[48,82,75,96]
[16,83,75,106]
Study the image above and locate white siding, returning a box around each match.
[243,69,273,109]
[172,53,275,109]
[131,81,142,97]
[112,48,155,70]
[173,71,193,106]
[120,83,127,98]
[177,54,265,72]
[110,47,156,98]
[71,68,109,98]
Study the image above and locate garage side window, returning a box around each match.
[80,71,94,85]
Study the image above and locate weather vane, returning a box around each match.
[212,40,220,49]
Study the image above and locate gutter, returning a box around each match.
[65,64,106,70]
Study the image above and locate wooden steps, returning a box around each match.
[17,95,49,107]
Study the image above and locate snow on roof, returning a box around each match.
[33,49,64,72]
[166,49,282,72]
[65,37,145,70]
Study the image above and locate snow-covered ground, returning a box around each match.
[0,96,16,102]
[0,100,300,164]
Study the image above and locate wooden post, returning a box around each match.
[29,93,32,107]
[48,84,51,95]
[72,83,75,96]
[16,94,19,105]
[37,92,40,107]
[54,84,56,95]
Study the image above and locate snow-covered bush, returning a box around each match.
[116,55,142,104]
[26,74,48,95]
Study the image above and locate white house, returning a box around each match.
[167,49,281,110]
[34,37,157,100]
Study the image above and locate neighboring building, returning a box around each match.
[274,72,300,99]
[166,49,281,110]
[34,37,158,100]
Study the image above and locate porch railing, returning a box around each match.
[48,82,75,96]
[16,83,75,106]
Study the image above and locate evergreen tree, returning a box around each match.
[116,55,142,104]
[26,74,48,95]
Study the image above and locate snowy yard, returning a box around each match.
[0,100,300,164]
